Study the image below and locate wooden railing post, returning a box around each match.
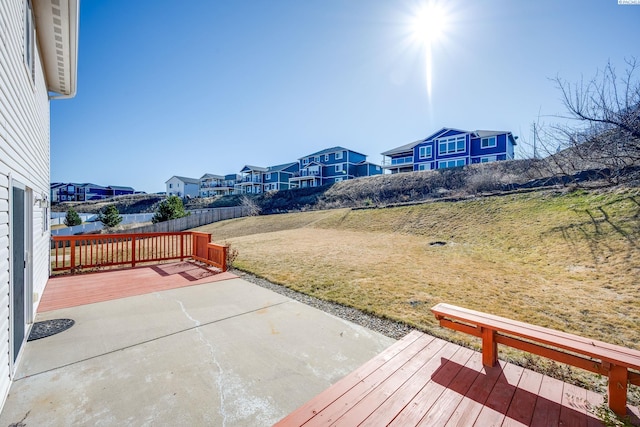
[481,327,498,367]
[131,236,137,267]
[181,233,186,261]
[221,245,228,272]
[608,365,628,416]
[70,239,76,273]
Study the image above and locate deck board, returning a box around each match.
[39,261,236,312]
[276,331,640,427]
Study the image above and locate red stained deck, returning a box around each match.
[276,331,640,427]
[39,261,237,312]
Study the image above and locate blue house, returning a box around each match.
[235,163,299,194]
[263,163,299,191]
[289,147,382,188]
[382,128,517,174]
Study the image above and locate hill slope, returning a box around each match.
[194,187,640,369]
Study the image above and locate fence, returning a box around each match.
[50,207,248,236]
[123,206,249,234]
[51,231,229,273]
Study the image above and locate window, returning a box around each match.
[418,163,431,171]
[265,173,272,180]
[169,183,173,188]
[480,156,497,163]
[303,158,309,165]
[335,151,343,159]
[23,0,35,82]
[419,145,432,159]
[438,159,466,169]
[324,154,329,162]
[438,136,466,155]
[335,164,344,172]
[314,156,320,162]
[481,136,497,148]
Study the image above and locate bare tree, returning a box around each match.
[525,58,640,184]
[554,57,640,140]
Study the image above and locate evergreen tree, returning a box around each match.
[64,208,82,227]
[98,205,123,228]
[152,195,189,223]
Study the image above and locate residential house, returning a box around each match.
[108,185,135,197]
[289,147,382,188]
[76,183,110,201]
[382,127,517,173]
[235,165,267,194]
[200,173,225,198]
[262,163,299,191]
[0,0,79,409]
[234,163,299,194]
[50,183,66,203]
[51,183,135,202]
[221,174,241,195]
[165,176,199,198]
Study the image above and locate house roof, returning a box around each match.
[473,130,509,138]
[32,0,79,97]
[267,162,298,172]
[200,173,225,180]
[108,186,135,191]
[301,146,366,159]
[240,165,269,173]
[473,130,518,145]
[79,183,109,190]
[381,139,424,156]
[165,176,200,184]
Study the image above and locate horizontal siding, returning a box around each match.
[1,0,52,410]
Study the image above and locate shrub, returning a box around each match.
[152,195,189,223]
[64,208,82,227]
[98,205,123,228]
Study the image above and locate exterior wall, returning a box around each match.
[355,163,383,177]
[166,178,198,198]
[166,177,183,197]
[470,133,512,164]
[0,0,52,404]
[183,182,199,198]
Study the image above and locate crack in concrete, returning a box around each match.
[15,299,290,381]
[172,298,229,427]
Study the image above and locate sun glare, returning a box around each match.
[411,3,447,46]
[408,2,451,99]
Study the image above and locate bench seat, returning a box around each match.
[432,302,640,416]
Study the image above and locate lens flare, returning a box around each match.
[409,2,450,99]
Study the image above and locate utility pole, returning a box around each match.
[532,122,538,159]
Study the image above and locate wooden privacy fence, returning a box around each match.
[123,206,250,234]
[51,231,229,273]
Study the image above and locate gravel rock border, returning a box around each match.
[232,269,415,340]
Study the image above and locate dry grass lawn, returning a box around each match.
[193,187,640,388]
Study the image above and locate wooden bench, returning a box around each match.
[431,302,640,416]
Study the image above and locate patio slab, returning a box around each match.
[0,277,395,426]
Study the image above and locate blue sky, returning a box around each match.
[51,0,640,193]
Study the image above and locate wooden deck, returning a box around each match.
[39,261,237,312]
[277,331,640,426]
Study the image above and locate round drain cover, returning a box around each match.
[28,319,75,341]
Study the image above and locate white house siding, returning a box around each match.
[0,0,52,407]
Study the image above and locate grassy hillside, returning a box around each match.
[193,186,640,388]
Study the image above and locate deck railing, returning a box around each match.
[51,231,229,273]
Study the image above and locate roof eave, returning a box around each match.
[33,0,79,98]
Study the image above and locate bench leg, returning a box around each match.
[608,365,628,417]
[481,327,498,367]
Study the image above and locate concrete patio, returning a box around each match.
[0,266,395,426]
